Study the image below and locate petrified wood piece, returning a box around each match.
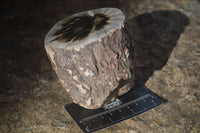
[44,8,135,109]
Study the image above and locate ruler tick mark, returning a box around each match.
[85,126,90,132]
[152,100,156,105]
[109,118,113,122]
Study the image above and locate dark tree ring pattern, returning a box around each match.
[52,14,109,43]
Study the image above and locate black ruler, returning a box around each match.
[65,81,163,133]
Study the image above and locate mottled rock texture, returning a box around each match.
[45,8,135,109]
[0,0,200,133]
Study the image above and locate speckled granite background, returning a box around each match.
[0,0,200,133]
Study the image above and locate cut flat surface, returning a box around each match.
[45,8,125,50]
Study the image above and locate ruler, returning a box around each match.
[65,81,163,133]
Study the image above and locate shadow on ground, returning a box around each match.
[128,10,189,84]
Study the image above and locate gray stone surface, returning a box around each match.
[0,0,200,132]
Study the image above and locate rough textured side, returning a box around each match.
[49,21,135,109]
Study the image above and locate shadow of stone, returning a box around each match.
[128,10,189,85]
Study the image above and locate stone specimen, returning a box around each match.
[44,8,135,109]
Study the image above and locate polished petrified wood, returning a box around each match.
[44,8,135,109]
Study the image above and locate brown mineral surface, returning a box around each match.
[0,0,200,133]
[44,8,135,109]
